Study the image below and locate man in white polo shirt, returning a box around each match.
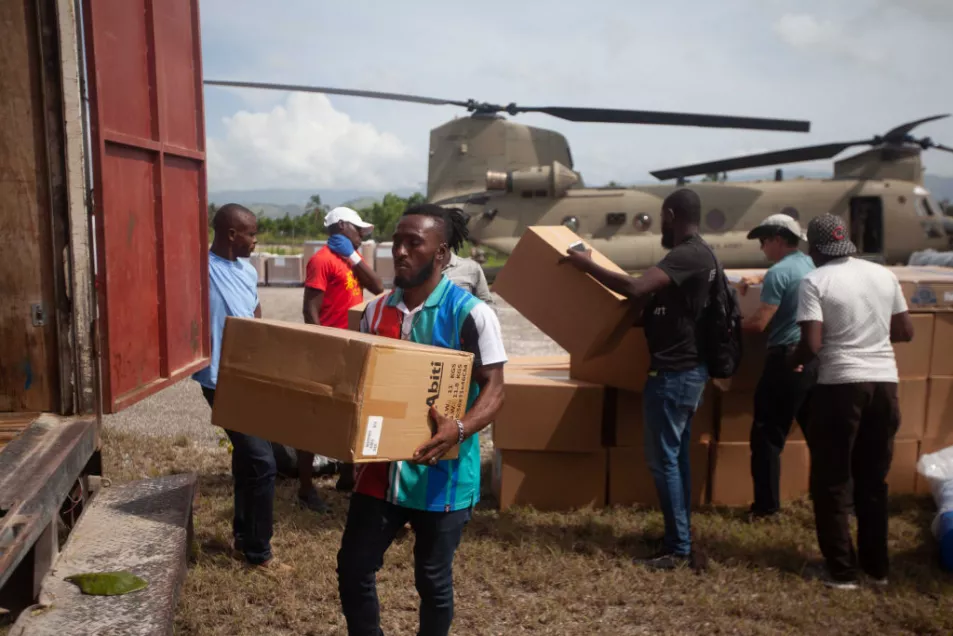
[792,214,914,589]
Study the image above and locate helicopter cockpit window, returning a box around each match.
[633,213,652,232]
[561,216,580,233]
[915,198,934,217]
[706,209,726,231]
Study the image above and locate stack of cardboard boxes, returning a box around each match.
[486,228,953,512]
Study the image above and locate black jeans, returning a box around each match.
[750,346,817,514]
[202,386,276,564]
[809,382,900,582]
[337,493,472,636]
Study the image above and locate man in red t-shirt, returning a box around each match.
[297,207,384,511]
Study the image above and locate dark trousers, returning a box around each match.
[750,346,817,514]
[202,387,276,564]
[337,493,472,636]
[809,382,900,581]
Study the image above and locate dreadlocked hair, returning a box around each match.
[402,203,470,253]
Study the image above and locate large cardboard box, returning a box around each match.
[890,266,953,311]
[612,386,714,447]
[726,269,768,319]
[347,293,386,332]
[493,374,604,453]
[897,379,928,441]
[492,449,607,511]
[492,226,633,359]
[716,390,806,442]
[887,439,920,494]
[925,377,953,442]
[248,253,267,285]
[893,314,934,379]
[266,255,304,285]
[213,318,473,462]
[302,240,327,264]
[709,440,810,507]
[931,314,953,377]
[607,439,711,508]
[569,327,650,392]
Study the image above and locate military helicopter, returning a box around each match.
[205,80,809,266]
[205,80,950,269]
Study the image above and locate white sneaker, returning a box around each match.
[823,578,859,591]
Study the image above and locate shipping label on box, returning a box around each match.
[213,318,473,462]
[493,374,604,453]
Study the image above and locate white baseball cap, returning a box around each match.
[324,206,373,230]
[746,213,807,242]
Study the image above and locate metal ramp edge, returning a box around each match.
[10,472,197,636]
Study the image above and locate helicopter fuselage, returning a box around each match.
[463,179,949,270]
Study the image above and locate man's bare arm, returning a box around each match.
[352,260,384,295]
[303,288,324,325]
[742,303,779,333]
[890,311,914,343]
[791,321,822,367]
[564,252,671,300]
[254,303,262,319]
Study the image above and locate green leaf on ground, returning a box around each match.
[65,571,148,596]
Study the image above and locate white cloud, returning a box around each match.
[206,93,423,191]
[773,13,883,65]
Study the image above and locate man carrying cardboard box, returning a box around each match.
[793,214,914,589]
[562,188,718,569]
[742,214,817,520]
[193,204,286,569]
[337,204,506,636]
[296,207,385,510]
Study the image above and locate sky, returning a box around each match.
[199,0,953,194]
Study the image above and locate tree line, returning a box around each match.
[208,192,427,244]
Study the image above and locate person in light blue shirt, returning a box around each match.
[742,214,818,519]
[193,204,284,569]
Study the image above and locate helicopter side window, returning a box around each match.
[562,216,580,233]
[849,196,883,254]
[606,213,626,226]
[633,213,652,232]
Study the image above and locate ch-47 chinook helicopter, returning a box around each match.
[204,80,812,269]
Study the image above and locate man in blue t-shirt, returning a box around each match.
[742,214,817,519]
[193,204,285,569]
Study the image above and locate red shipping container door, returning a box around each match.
[82,0,209,412]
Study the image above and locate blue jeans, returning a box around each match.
[202,387,276,564]
[337,493,472,636]
[642,365,708,556]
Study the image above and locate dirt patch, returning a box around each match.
[93,428,953,635]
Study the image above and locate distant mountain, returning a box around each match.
[209,187,422,217]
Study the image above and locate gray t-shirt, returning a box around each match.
[443,253,493,303]
[796,257,907,385]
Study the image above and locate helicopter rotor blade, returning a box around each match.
[515,106,811,133]
[933,143,953,154]
[650,140,870,181]
[883,114,950,142]
[203,80,471,109]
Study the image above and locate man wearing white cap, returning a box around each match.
[742,214,817,520]
[298,207,384,508]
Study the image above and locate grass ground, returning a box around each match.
[97,428,953,636]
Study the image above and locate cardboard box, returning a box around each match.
[726,268,768,319]
[925,377,953,442]
[375,242,394,288]
[887,439,919,494]
[360,240,377,271]
[607,440,710,508]
[569,326,650,392]
[302,240,326,264]
[709,440,810,507]
[612,386,714,447]
[212,318,473,462]
[509,355,571,371]
[890,266,953,311]
[893,313,934,379]
[347,293,386,332]
[248,254,267,285]
[716,390,806,443]
[492,226,633,359]
[931,314,953,377]
[897,379,927,441]
[493,374,604,452]
[266,255,304,285]
[492,449,607,511]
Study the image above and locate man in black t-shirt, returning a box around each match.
[563,188,716,569]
